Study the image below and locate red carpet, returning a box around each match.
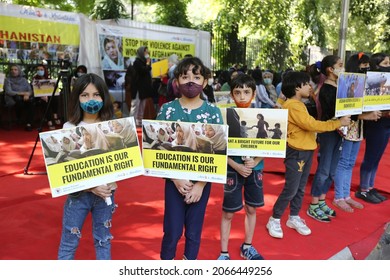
[1,125,389,260]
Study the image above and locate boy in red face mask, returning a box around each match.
[217,74,265,260]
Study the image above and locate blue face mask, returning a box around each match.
[37,70,45,77]
[80,99,103,114]
[264,78,272,85]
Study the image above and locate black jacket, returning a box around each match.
[132,57,153,100]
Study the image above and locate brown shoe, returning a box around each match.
[332,199,354,213]
[345,197,364,209]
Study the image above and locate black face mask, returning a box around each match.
[359,67,370,73]
[378,66,390,72]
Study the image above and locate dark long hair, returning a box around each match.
[346,53,370,73]
[320,55,340,76]
[369,53,389,71]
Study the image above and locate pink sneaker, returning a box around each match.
[345,197,364,209]
[332,199,354,213]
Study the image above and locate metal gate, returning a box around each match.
[211,28,263,71]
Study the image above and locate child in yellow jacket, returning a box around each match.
[266,71,351,239]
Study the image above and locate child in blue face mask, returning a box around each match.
[58,73,117,260]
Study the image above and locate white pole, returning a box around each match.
[338,0,350,63]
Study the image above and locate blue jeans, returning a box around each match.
[311,131,342,197]
[160,180,211,260]
[58,191,116,260]
[360,119,390,189]
[334,140,361,199]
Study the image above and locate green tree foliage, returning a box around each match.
[6,0,94,14]
[212,0,389,70]
[349,0,390,52]
[296,0,326,47]
[91,0,128,21]
[5,0,389,70]
[154,0,192,28]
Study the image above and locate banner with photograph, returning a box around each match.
[363,71,390,111]
[31,78,60,97]
[0,4,80,64]
[96,23,196,92]
[335,72,365,117]
[39,117,143,197]
[221,108,288,158]
[214,91,235,108]
[142,120,228,183]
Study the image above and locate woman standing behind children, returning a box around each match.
[266,71,350,239]
[156,57,223,260]
[57,73,117,260]
[217,74,264,260]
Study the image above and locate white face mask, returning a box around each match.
[333,67,345,77]
[208,78,214,86]
[144,54,150,59]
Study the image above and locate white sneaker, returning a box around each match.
[266,217,283,238]
[286,216,311,236]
